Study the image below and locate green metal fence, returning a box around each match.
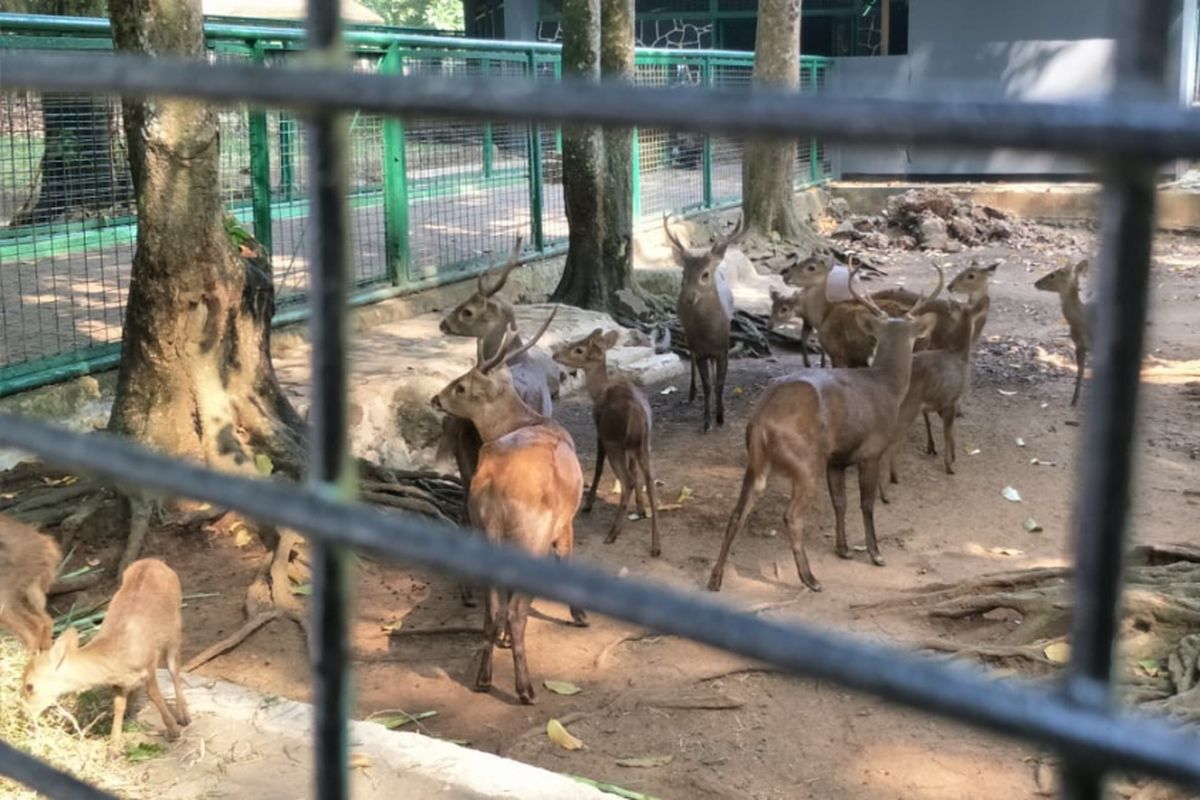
[0,12,833,396]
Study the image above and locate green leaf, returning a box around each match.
[291,583,312,597]
[254,453,274,476]
[369,710,438,729]
[125,742,167,763]
[1137,659,1161,676]
[543,680,582,696]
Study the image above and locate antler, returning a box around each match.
[713,214,747,255]
[908,263,946,317]
[662,213,689,257]
[504,306,559,364]
[477,236,524,297]
[479,306,560,374]
[847,260,887,319]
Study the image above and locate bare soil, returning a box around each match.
[33,221,1200,800]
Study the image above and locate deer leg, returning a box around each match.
[1071,345,1086,406]
[784,477,820,592]
[800,322,813,368]
[697,356,714,432]
[605,450,635,544]
[145,659,181,741]
[638,446,662,557]
[582,438,606,513]
[1,605,42,653]
[688,359,698,403]
[942,406,957,475]
[474,587,503,693]
[496,587,514,649]
[858,458,886,567]
[708,468,766,592]
[629,452,648,518]
[509,594,536,705]
[109,688,129,751]
[165,645,190,726]
[923,411,937,455]
[715,352,729,427]
[22,585,53,651]
[827,464,850,559]
[552,523,589,627]
[877,448,894,505]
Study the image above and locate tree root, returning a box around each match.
[49,572,107,597]
[917,638,1057,666]
[118,493,161,577]
[593,630,663,670]
[183,609,295,672]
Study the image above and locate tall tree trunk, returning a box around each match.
[107,0,304,473]
[598,0,635,306]
[741,0,804,239]
[10,0,133,228]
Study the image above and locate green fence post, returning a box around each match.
[809,61,821,185]
[553,58,563,155]
[526,50,545,251]
[381,43,410,286]
[248,42,273,255]
[702,56,714,207]
[279,114,297,200]
[482,57,494,178]
[631,128,641,221]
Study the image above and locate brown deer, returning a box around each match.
[708,265,943,593]
[873,258,1000,347]
[0,518,61,652]
[23,559,190,749]
[663,213,747,432]
[1035,259,1093,406]
[879,296,990,500]
[817,296,914,368]
[431,309,587,705]
[780,254,837,367]
[552,328,661,556]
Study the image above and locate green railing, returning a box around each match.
[0,12,833,396]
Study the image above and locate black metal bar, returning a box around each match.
[1060,3,1170,799]
[304,0,352,797]
[0,51,1196,161]
[2,414,1200,790]
[0,742,118,800]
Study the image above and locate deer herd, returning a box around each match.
[0,213,1095,745]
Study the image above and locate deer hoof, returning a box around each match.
[570,607,590,627]
[836,546,853,560]
[604,531,620,544]
[945,465,955,475]
[176,710,191,727]
[473,681,492,694]
[518,688,537,705]
[802,577,823,593]
[706,572,724,592]
[870,553,887,567]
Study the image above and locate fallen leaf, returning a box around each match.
[1043,642,1071,664]
[659,386,677,395]
[291,583,312,596]
[733,387,744,396]
[964,445,981,456]
[547,718,584,751]
[254,453,274,476]
[543,680,582,696]
[1030,458,1056,467]
[1015,437,1026,447]
[381,619,403,634]
[616,755,674,768]
[677,486,693,504]
[1023,518,1043,533]
[1137,658,1161,676]
[349,753,372,770]
[851,545,867,552]
[370,710,437,729]
[1001,486,1022,502]
[991,547,1024,556]
[998,389,1017,396]
[611,478,622,494]
[231,521,253,548]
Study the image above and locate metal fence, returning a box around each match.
[1,0,1197,799]
[0,12,832,396]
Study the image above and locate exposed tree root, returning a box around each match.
[917,638,1057,666]
[183,609,289,672]
[49,572,107,597]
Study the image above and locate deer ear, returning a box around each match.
[769,286,783,303]
[50,627,79,669]
[1073,259,1089,277]
[984,261,1000,273]
[601,329,620,349]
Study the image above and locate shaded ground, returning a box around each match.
[14,219,1200,799]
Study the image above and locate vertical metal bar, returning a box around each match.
[381,43,410,287]
[809,61,821,184]
[631,127,641,221]
[481,56,494,178]
[701,56,713,207]
[279,112,297,200]
[554,56,564,155]
[1060,2,1170,798]
[526,49,545,251]
[248,41,273,255]
[304,0,355,798]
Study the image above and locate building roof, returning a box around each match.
[202,0,385,24]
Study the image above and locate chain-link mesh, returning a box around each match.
[0,15,832,391]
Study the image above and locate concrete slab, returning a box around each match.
[136,670,610,800]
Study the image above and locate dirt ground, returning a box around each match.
[31,219,1200,800]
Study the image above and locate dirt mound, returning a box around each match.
[829,187,1023,253]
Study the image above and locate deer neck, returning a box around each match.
[869,328,918,395]
[471,391,545,442]
[59,639,131,692]
[581,361,610,403]
[1061,287,1086,327]
[802,284,830,324]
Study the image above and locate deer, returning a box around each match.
[879,297,990,501]
[778,253,888,367]
[708,264,943,594]
[0,518,61,652]
[1035,259,1093,406]
[431,308,588,705]
[552,328,661,556]
[663,213,747,432]
[23,558,190,750]
[872,258,1000,347]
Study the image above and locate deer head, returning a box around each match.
[552,327,620,372]
[664,213,747,309]
[440,237,523,338]
[1035,259,1088,294]
[850,263,943,347]
[767,286,806,331]
[22,627,82,719]
[781,252,834,289]
[948,258,1001,297]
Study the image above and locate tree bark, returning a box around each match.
[10,0,133,228]
[598,0,635,305]
[106,0,304,473]
[741,0,804,239]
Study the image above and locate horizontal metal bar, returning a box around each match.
[2,413,1200,789]
[0,741,118,800]
[0,52,1193,160]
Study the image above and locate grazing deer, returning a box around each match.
[0,519,61,652]
[1035,259,1093,406]
[879,297,989,499]
[663,213,747,432]
[872,259,1000,348]
[431,309,587,705]
[23,559,190,749]
[553,328,661,556]
[708,265,943,593]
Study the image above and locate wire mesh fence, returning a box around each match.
[0,12,833,395]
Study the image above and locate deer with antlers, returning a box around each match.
[708,264,943,594]
[663,213,747,432]
[431,308,587,705]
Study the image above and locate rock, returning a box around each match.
[832,219,861,239]
[916,212,953,250]
[986,219,1014,240]
[827,197,850,220]
[861,231,892,250]
[896,234,919,250]
[948,216,979,244]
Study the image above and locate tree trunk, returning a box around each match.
[598,0,635,307]
[10,0,133,228]
[107,0,304,473]
[741,0,804,239]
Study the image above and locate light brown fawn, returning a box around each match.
[663,213,747,432]
[879,297,989,500]
[708,265,943,593]
[1035,259,1093,406]
[553,328,661,556]
[0,518,61,652]
[23,559,190,749]
[431,309,587,705]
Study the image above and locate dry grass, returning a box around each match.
[0,634,144,799]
